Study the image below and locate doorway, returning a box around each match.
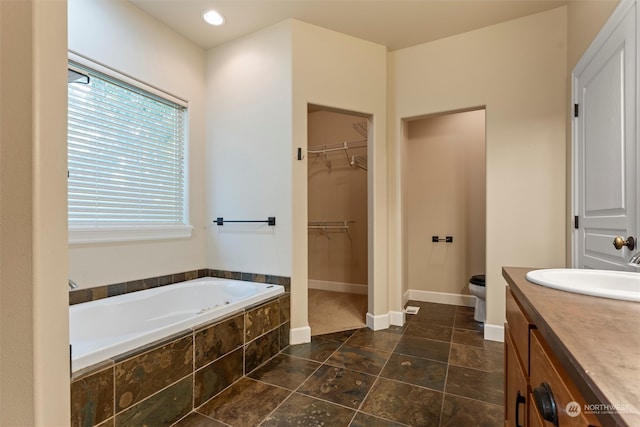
[307,106,370,335]
[404,108,486,303]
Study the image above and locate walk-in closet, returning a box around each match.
[307,107,369,335]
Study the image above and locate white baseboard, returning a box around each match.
[289,326,311,345]
[389,310,405,326]
[406,289,476,307]
[483,323,504,342]
[308,279,368,295]
[366,312,390,330]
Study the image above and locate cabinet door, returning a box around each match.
[530,331,600,426]
[528,394,545,427]
[506,326,528,427]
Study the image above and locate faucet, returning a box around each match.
[629,252,640,267]
[68,279,78,289]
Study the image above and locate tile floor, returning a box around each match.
[173,301,504,427]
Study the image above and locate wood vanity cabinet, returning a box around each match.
[505,287,601,427]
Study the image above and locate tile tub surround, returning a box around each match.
[174,300,504,426]
[69,268,291,305]
[70,293,290,427]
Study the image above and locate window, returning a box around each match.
[68,59,191,244]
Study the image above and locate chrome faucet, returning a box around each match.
[68,279,78,289]
[629,252,640,267]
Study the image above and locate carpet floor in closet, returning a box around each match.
[308,289,368,336]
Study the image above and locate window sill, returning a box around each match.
[69,225,193,245]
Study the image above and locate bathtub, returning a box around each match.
[70,277,284,373]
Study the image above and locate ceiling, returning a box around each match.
[129,0,568,52]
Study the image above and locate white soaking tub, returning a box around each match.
[69,277,284,372]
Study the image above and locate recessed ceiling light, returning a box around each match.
[202,9,225,26]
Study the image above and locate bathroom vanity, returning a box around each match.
[503,267,640,427]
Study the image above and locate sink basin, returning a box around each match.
[525,269,640,302]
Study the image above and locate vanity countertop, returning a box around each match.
[503,267,640,427]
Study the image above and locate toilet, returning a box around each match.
[468,274,486,323]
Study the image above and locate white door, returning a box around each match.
[574,1,637,271]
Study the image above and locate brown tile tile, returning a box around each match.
[394,335,450,363]
[91,286,108,301]
[380,352,447,391]
[279,322,290,350]
[115,335,193,412]
[440,394,504,427]
[452,328,485,347]
[326,343,390,376]
[279,294,290,323]
[71,366,114,426]
[248,354,320,390]
[69,288,93,305]
[245,299,280,341]
[453,306,482,331]
[158,274,174,286]
[261,393,355,427]
[172,412,227,427]
[95,417,114,427]
[281,336,343,362]
[194,348,243,407]
[197,377,290,426]
[317,329,359,342]
[142,276,158,289]
[125,280,144,293]
[360,378,442,426]
[115,375,193,427]
[346,329,402,352]
[385,324,408,335]
[245,328,281,373]
[107,283,126,297]
[185,270,199,280]
[298,365,375,409]
[173,272,186,283]
[445,365,504,406]
[349,412,407,427]
[404,321,453,342]
[407,302,456,326]
[449,342,504,373]
[194,314,244,369]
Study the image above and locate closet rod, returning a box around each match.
[308,221,354,228]
[307,140,367,155]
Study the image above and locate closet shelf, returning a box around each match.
[308,221,354,240]
[307,140,368,171]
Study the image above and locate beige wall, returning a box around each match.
[405,110,486,295]
[389,7,568,338]
[205,21,293,278]
[308,110,368,286]
[291,21,389,335]
[0,0,69,424]
[567,0,620,71]
[68,0,207,288]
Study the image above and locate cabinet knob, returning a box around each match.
[515,391,526,427]
[533,382,558,426]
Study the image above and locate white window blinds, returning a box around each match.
[68,62,189,242]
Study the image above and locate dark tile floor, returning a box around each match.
[173,301,504,427]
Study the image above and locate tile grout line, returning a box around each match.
[256,329,359,425]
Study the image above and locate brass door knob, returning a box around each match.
[613,236,635,250]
